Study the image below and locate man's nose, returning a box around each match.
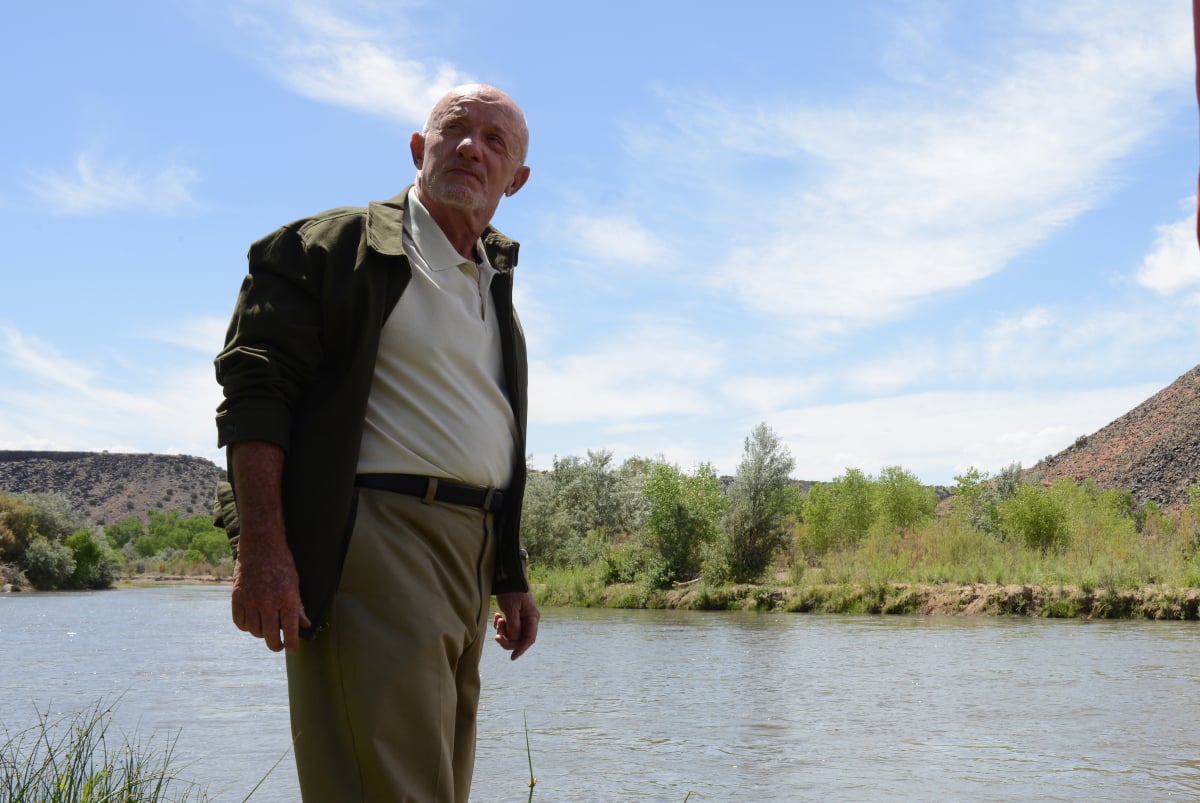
[455,133,483,159]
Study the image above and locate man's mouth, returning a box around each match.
[445,166,483,185]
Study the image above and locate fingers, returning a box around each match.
[492,609,538,660]
[514,612,539,660]
[280,610,313,653]
[232,600,309,653]
[263,617,285,652]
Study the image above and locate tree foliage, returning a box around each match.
[875,465,938,532]
[520,452,649,569]
[722,423,796,582]
[0,494,38,562]
[802,468,876,555]
[1000,480,1070,552]
[21,537,76,590]
[64,529,122,589]
[642,461,726,587]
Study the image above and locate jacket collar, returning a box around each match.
[366,185,520,272]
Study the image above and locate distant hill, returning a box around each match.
[0,451,226,526]
[1034,364,1200,510]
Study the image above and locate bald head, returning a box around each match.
[423,84,529,164]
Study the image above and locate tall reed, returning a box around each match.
[1,700,209,803]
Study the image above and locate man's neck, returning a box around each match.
[411,187,485,260]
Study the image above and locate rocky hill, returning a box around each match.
[0,451,226,526]
[1034,364,1200,510]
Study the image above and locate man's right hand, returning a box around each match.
[229,440,311,653]
[231,535,310,652]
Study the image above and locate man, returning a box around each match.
[213,83,540,802]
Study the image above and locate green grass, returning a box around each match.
[1,700,210,803]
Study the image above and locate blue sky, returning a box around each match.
[2,0,1198,486]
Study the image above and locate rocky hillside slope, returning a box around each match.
[1034,364,1200,510]
[0,451,225,526]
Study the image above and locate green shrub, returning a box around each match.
[1001,484,1069,552]
[801,468,876,555]
[20,537,76,590]
[64,529,122,589]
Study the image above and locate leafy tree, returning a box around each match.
[802,467,877,555]
[0,493,39,562]
[952,463,1031,538]
[64,529,122,589]
[875,465,937,532]
[642,461,726,586]
[188,529,233,564]
[722,423,796,582]
[128,510,230,563]
[519,467,574,567]
[993,462,1026,500]
[1001,482,1069,552]
[521,452,650,569]
[104,516,145,549]
[21,537,76,590]
[952,467,1000,535]
[17,492,82,542]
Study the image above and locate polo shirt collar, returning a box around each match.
[365,185,519,272]
[405,190,486,272]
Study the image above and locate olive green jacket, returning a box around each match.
[213,186,529,636]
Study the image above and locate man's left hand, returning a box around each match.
[493,591,540,660]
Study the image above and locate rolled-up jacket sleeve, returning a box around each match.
[214,224,326,451]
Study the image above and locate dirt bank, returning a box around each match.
[596,581,1200,619]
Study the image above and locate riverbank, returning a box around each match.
[9,574,1200,620]
[540,580,1200,620]
[117,573,230,587]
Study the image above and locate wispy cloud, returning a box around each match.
[771,383,1164,484]
[0,327,221,462]
[231,0,470,123]
[28,153,200,215]
[682,3,1191,336]
[570,214,672,267]
[530,320,724,424]
[147,316,230,354]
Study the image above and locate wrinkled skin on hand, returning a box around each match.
[231,536,311,653]
[493,590,540,660]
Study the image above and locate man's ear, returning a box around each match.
[504,166,531,198]
[410,132,425,169]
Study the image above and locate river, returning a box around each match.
[3,585,1200,801]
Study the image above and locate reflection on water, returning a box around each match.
[4,588,1200,802]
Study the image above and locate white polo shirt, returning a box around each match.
[355,193,517,488]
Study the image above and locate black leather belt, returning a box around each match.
[355,473,504,513]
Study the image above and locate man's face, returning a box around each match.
[412,90,530,222]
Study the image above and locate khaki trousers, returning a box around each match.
[286,488,495,802]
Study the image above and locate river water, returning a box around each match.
[3,585,1200,802]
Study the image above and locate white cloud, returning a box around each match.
[148,317,230,354]
[233,0,470,123]
[529,320,724,424]
[771,383,1163,485]
[1136,204,1200,295]
[0,327,222,463]
[28,154,200,215]
[698,3,1190,334]
[719,375,829,411]
[569,214,671,267]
